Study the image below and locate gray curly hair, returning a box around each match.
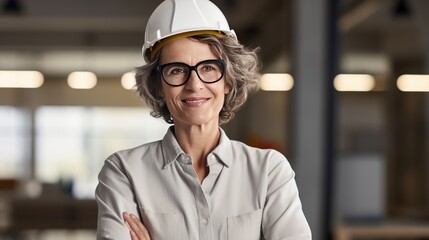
[135,34,260,125]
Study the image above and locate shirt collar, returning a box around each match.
[161,126,232,168]
[211,128,232,167]
[161,126,184,169]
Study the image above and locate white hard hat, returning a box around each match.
[142,0,236,62]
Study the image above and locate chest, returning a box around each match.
[131,161,267,240]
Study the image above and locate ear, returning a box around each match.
[224,84,230,94]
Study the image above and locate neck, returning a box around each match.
[173,123,220,183]
[173,123,220,165]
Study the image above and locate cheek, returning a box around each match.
[218,87,228,106]
[222,78,230,94]
[159,80,165,97]
[159,88,164,98]
[161,86,181,102]
[159,81,172,99]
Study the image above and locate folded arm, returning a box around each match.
[96,154,147,240]
[262,151,312,240]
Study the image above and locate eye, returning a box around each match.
[165,65,188,76]
[200,63,220,72]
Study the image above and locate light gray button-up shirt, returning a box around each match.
[96,127,311,239]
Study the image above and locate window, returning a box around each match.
[35,106,169,198]
[0,106,30,178]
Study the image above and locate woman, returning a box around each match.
[95,0,311,239]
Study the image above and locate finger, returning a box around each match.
[130,214,151,239]
[123,212,151,240]
[125,220,139,240]
[124,212,146,234]
[124,213,146,240]
[129,228,140,240]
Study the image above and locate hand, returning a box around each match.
[123,212,151,240]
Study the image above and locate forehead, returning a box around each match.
[159,37,218,65]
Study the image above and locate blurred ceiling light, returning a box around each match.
[260,73,294,91]
[397,74,429,92]
[67,71,97,89]
[0,50,143,76]
[121,72,136,90]
[333,74,375,92]
[0,70,44,88]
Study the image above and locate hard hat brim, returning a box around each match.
[145,30,227,61]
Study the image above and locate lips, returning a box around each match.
[182,97,209,106]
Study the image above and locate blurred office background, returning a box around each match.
[1,0,429,239]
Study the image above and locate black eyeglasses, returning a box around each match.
[157,59,225,87]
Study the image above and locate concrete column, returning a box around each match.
[410,0,429,214]
[292,0,333,238]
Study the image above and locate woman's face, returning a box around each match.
[159,37,229,127]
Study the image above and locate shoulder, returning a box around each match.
[117,140,162,158]
[105,140,163,169]
[229,140,285,159]
[229,140,291,171]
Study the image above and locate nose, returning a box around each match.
[185,70,204,91]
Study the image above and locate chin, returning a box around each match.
[180,115,219,127]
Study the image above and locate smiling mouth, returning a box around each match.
[182,98,209,105]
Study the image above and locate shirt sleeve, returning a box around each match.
[95,154,140,240]
[262,150,312,240]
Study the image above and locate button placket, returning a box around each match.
[179,154,212,239]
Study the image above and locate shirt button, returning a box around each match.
[202,218,209,225]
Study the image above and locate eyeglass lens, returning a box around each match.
[160,60,224,86]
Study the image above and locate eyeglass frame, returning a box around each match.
[156,59,226,87]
